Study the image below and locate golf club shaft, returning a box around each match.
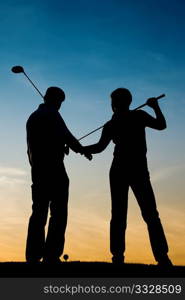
[23,71,44,98]
[133,93,165,111]
[78,94,165,141]
[78,125,104,141]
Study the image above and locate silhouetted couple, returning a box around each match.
[26,87,172,267]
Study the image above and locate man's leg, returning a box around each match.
[131,175,171,265]
[26,183,49,262]
[44,165,69,261]
[109,160,129,263]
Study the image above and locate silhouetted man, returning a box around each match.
[26,86,91,263]
[84,88,172,266]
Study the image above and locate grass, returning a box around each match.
[0,261,184,278]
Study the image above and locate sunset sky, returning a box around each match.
[0,0,185,265]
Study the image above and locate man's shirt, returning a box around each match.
[27,103,82,166]
[85,110,164,162]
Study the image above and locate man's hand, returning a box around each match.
[82,147,93,160]
[146,97,159,109]
[84,152,93,160]
[64,145,70,155]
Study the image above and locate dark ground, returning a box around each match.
[0,262,185,278]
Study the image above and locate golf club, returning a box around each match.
[12,65,72,155]
[78,94,166,141]
[11,65,44,98]
[11,66,165,142]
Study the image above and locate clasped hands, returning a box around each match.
[64,145,92,160]
[81,147,93,161]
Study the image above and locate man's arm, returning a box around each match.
[144,97,167,130]
[65,128,92,160]
[59,116,92,160]
[83,122,112,154]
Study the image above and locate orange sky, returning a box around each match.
[0,147,184,265]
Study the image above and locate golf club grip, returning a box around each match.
[156,94,165,100]
[134,94,166,110]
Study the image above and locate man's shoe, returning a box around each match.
[26,258,40,264]
[157,256,173,267]
[43,257,62,264]
[112,255,125,264]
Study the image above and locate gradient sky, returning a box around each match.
[0,0,185,264]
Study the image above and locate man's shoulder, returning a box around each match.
[104,119,112,126]
[26,109,38,124]
[103,119,113,130]
[131,109,145,115]
[27,104,61,123]
[131,109,149,119]
[26,106,47,130]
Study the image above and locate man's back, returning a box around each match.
[110,110,148,159]
[27,103,67,166]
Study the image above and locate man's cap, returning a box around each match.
[111,88,132,102]
[44,86,65,102]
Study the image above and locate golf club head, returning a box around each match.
[11,66,24,73]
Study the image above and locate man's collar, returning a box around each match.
[38,103,58,112]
